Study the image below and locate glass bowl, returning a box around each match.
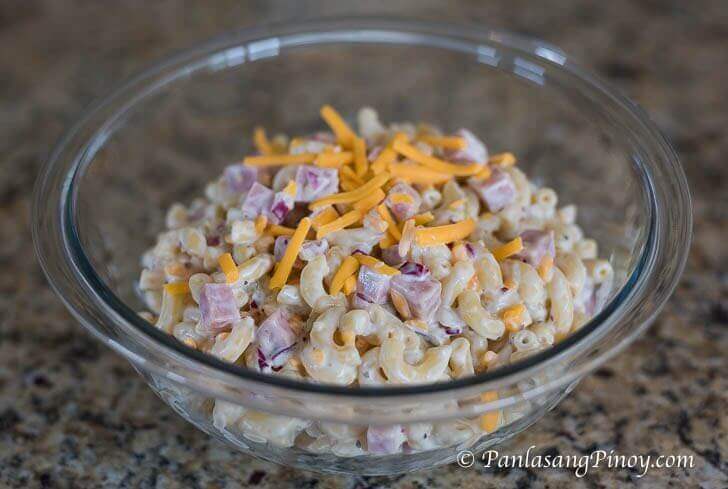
[33,18,690,475]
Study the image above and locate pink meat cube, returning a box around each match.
[356,266,391,304]
[468,168,516,212]
[295,165,339,202]
[385,182,422,221]
[267,190,295,224]
[223,165,258,193]
[256,309,298,370]
[366,425,405,455]
[381,245,406,267]
[390,268,442,322]
[241,182,274,219]
[515,230,555,267]
[199,283,239,331]
[444,128,488,163]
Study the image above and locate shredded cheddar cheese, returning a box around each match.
[269,218,311,289]
[243,153,316,166]
[418,134,467,150]
[537,255,554,281]
[330,256,360,295]
[355,254,401,276]
[502,303,526,332]
[488,152,516,167]
[353,137,368,178]
[388,193,415,205]
[282,181,297,198]
[370,147,397,174]
[392,140,483,176]
[379,234,394,249]
[479,391,501,432]
[218,253,239,284]
[253,126,273,155]
[388,162,452,185]
[415,219,476,246]
[352,188,386,212]
[343,275,357,295]
[309,171,391,210]
[320,105,356,149]
[255,215,268,234]
[492,237,523,262]
[340,165,364,186]
[163,281,190,296]
[376,204,402,240]
[267,224,296,237]
[314,152,353,168]
[315,210,362,239]
[413,212,434,225]
[472,165,493,180]
[310,206,339,230]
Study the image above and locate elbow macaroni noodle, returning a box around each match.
[138,107,615,455]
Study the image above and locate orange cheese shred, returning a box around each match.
[354,254,401,276]
[309,171,391,210]
[376,204,402,240]
[314,152,353,168]
[267,224,296,237]
[320,105,356,149]
[330,256,360,295]
[492,237,524,262]
[253,126,273,155]
[243,153,316,166]
[392,140,482,176]
[310,206,340,230]
[315,210,363,239]
[342,275,357,295]
[413,212,434,225]
[218,253,239,284]
[418,135,467,150]
[352,188,386,212]
[488,152,516,167]
[415,219,476,246]
[388,162,452,185]
[353,137,368,178]
[163,281,190,296]
[269,218,311,289]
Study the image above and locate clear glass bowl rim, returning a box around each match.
[33,17,691,415]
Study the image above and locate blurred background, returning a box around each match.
[1,1,725,488]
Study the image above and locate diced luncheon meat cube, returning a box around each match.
[385,182,422,221]
[381,245,406,267]
[241,182,274,219]
[366,425,406,455]
[223,165,258,193]
[357,266,391,304]
[199,283,239,331]
[515,230,555,267]
[444,128,488,163]
[468,168,516,212]
[268,190,295,224]
[256,309,298,370]
[295,165,339,202]
[390,265,442,322]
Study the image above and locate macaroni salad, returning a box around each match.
[138,106,613,454]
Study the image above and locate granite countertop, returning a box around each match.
[1,1,725,487]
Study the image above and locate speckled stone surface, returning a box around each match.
[1,1,726,488]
